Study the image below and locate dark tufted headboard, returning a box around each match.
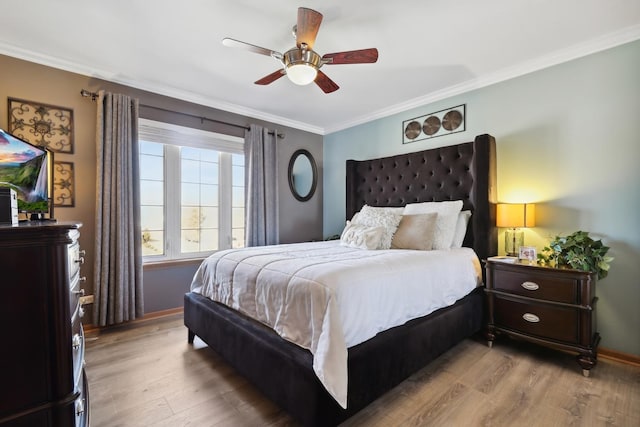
[345,134,497,262]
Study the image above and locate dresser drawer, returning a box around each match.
[494,296,579,344]
[68,241,82,281]
[69,274,82,317]
[71,310,85,385]
[491,268,578,303]
[75,369,89,427]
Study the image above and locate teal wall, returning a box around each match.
[323,40,640,356]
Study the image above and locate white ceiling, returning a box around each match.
[1,1,639,135]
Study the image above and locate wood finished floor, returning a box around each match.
[85,314,640,426]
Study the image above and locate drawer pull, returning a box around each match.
[521,281,539,291]
[75,398,85,416]
[75,256,85,265]
[79,276,87,283]
[72,333,83,350]
[72,289,85,296]
[522,313,540,323]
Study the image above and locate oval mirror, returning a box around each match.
[288,149,317,202]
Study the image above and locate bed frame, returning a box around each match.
[184,134,497,426]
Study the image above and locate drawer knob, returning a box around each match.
[75,256,85,264]
[521,281,539,291]
[522,313,540,323]
[72,333,83,350]
[75,398,85,416]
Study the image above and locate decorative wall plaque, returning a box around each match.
[8,97,74,153]
[402,104,465,144]
[53,161,75,207]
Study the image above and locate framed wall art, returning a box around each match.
[8,97,74,153]
[53,161,75,207]
[402,104,465,144]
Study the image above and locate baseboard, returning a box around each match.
[83,306,183,333]
[599,347,640,367]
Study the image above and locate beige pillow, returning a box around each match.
[403,201,463,249]
[391,213,438,250]
[340,221,385,250]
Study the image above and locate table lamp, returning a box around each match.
[496,203,535,256]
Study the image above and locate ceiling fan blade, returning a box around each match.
[296,7,323,49]
[255,69,286,85]
[315,71,339,93]
[322,48,379,64]
[222,37,279,57]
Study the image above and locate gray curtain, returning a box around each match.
[93,91,144,326]
[244,124,279,246]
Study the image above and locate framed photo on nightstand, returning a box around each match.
[519,246,537,263]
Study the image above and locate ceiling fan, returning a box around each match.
[222,7,378,94]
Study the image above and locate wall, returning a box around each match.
[323,40,640,356]
[0,54,324,319]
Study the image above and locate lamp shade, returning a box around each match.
[496,203,535,228]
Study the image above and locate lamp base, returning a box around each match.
[505,228,524,257]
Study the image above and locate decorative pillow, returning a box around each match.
[451,210,472,248]
[391,213,438,250]
[351,205,403,249]
[403,201,464,249]
[340,221,384,250]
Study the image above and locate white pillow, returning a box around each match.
[403,201,463,249]
[351,205,402,249]
[451,210,472,248]
[340,221,384,250]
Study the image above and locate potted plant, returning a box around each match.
[537,230,613,280]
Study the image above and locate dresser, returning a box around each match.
[0,222,89,426]
[485,259,599,376]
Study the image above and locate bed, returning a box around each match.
[184,133,497,426]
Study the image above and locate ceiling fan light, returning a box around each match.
[286,64,318,85]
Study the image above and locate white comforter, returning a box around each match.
[190,240,482,408]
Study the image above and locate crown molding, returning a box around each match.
[0,42,324,135]
[323,24,640,134]
[2,23,639,137]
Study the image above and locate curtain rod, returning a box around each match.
[80,89,284,138]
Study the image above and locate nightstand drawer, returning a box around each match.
[492,268,578,303]
[494,297,579,343]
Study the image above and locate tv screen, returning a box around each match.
[0,128,53,219]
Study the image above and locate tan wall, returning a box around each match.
[0,55,99,306]
[0,54,323,316]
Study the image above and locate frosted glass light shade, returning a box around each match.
[286,64,318,85]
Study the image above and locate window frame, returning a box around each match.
[138,119,244,263]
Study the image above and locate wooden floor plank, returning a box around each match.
[85,314,640,426]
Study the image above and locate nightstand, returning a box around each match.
[484,259,600,376]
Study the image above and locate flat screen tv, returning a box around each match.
[0,128,54,219]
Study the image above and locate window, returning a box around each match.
[139,119,245,261]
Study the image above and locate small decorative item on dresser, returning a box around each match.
[484,259,600,377]
[518,246,536,263]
